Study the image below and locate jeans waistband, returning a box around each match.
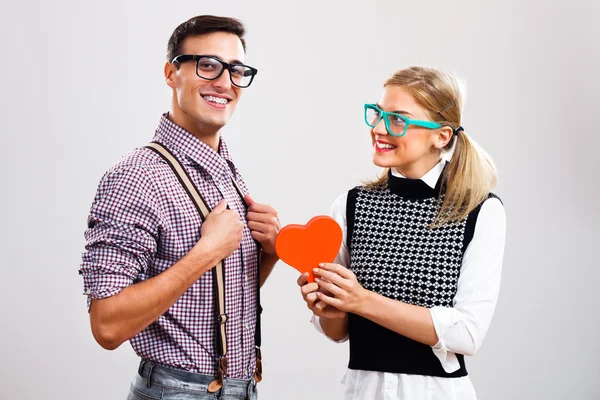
[138,359,255,396]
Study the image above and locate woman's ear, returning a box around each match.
[434,126,454,149]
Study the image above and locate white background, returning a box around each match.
[1,0,599,399]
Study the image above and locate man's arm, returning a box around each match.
[90,241,219,350]
[90,200,243,350]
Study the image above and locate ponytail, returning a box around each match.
[432,130,497,227]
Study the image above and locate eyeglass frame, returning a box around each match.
[171,54,258,88]
[364,103,442,137]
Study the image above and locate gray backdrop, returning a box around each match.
[1,0,599,399]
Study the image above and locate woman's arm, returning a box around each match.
[314,264,438,345]
[298,273,349,341]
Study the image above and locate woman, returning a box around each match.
[298,66,506,400]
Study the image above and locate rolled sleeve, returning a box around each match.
[79,165,162,309]
[429,307,465,372]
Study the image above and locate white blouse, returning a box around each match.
[312,160,506,400]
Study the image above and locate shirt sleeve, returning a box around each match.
[311,191,350,343]
[429,197,506,372]
[79,165,163,310]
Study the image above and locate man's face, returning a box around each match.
[166,32,246,133]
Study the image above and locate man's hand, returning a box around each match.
[197,199,244,260]
[89,199,241,351]
[245,195,280,255]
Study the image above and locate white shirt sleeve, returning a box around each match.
[429,197,506,372]
[329,191,351,268]
[311,191,350,343]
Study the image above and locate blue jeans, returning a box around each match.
[127,359,258,400]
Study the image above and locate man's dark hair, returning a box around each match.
[167,15,246,62]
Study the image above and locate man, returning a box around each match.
[79,15,279,400]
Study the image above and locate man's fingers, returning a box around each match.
[250,231,270,244]
[247,212,268,223]
[244,194,255,207]
[247,221,278,234]
[247,211,279,226]
[212,199,228,213]
[248,203,278,216]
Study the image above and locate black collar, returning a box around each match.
[387,165,446,200]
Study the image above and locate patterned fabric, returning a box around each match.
[350,185,467,308]
[79,113,259,379]
[346,174,473,376]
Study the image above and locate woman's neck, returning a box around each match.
[394,155,442,180]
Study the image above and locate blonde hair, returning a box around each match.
[367,66,497,227]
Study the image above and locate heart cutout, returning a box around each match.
[275,216,343,283]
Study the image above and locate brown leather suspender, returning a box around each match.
[145,142,263,391]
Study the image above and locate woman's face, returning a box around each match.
[370,85,449,178]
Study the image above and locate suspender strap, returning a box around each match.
[145,142,263,389]
[224,161,263,382]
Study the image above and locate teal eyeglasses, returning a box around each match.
[364,103,442,137]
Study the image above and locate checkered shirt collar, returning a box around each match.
[153,113,236,181]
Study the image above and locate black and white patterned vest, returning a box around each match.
[346,168,495,377]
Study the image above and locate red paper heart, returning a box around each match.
[275,216,343,282]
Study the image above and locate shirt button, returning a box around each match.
[244,322,249,330]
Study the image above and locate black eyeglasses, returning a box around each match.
[172,55,258,88]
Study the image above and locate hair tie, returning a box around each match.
[453,126,464,136]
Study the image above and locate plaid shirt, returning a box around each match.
[79,114,259,378]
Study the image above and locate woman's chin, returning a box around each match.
[372,153,399,168]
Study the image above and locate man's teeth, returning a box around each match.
[377,142,396,149]
[203,95,229,105]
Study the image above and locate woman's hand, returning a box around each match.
[314,263,439,346]
[313,263,369,314]
[297,273,346,319]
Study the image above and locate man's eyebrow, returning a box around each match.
[202,54,244,64]
[376,103,414,117]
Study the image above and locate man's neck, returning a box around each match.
[168,109,220,152]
